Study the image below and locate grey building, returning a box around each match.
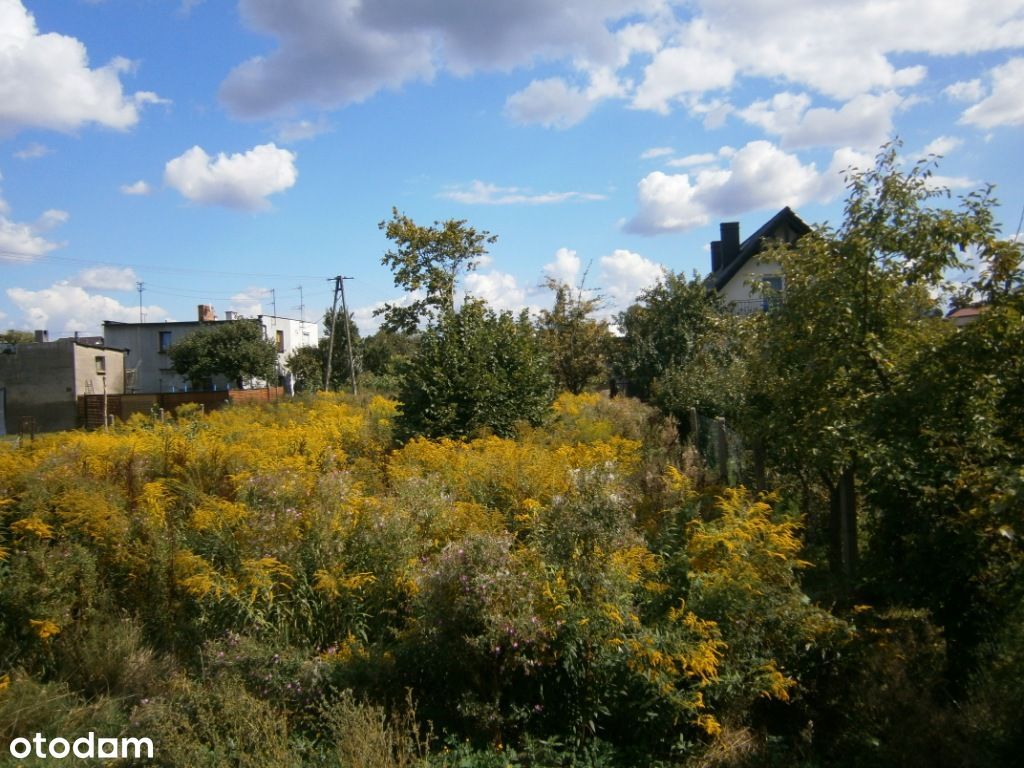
[0,335,126,434]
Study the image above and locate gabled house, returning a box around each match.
[707,207,810,314]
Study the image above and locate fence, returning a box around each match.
[77,387,285,429]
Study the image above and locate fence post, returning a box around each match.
[689,407,699,446]
[715,416,729,484]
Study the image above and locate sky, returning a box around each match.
[1,0,1022,337]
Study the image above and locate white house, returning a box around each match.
[707,207,810,313]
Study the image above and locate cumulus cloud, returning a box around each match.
[6,281,170,335]
[219,0,646,118]
[120,180,151,196]
[441,181,605,205]
[463,270,531,313]
[921,135,963,158]
[944,79,984,103]
[164,143,298,210]
[71,266,138,291]
[626,141,863,234]
[229,287,270,316]
[543,247,582,286]
[0,189,65,262]
[0,0,160,137]
[504,78,597,129]
[960,57,1024,128]
[738,91,902,149]
[598,249,665,308]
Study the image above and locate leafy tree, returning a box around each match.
[536,278,612,394]
[744,141,1008,581]
[376,208,496,332]
[285,345,324,393]
[395,300,554,440]
[169,319,277,390]
[612,271,727,404]
[1,329,34,344]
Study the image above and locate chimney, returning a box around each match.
[198,304,216,322]
[710,241,722,273]
[224,310,238,321]
[34,329,49,343]
[720,222,740,267]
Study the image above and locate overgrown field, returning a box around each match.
[0,393,1014,766]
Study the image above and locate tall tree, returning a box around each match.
[744,142,1004,580]
[396,300,553,440]
[376,207,496,332]
[536,277,612,395]
[169,319,277,390]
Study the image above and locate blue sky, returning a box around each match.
[1,0,1022,336]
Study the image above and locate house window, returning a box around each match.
[275,330,285,353]
[94,355,106,375]
[158,330,172,353]
[762,275,784,311]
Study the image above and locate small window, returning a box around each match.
[275,330,285,353]
[95,355,106,375]
[159,330,172,353]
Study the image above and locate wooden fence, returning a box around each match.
[77,387,284,429]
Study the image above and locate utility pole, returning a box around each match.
[324,275,358,395]
[137,281,144,322]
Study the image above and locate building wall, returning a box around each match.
[260,315,319,375]
[103,320,233,393]
[0,340,125,433]
[720,257,784,306]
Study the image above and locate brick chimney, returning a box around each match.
[198,305,216,322]
[710,240,722,273]
[34,329,49,342]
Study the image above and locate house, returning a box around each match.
[707,207,810,314]
[0,335,127,434]
[102,305,318,393]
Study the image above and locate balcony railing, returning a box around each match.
[728,296,783,316]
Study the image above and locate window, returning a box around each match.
[94,355,106,375]
[761,275,784,311]
[159,330,172,353]
[275,330,285,353]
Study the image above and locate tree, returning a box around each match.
[169,319,278,390]
[376,207,496,332]
[612,271,727,404]
[320,308,361,392]
[1,329,34,344]
[396,300,554,440]
[285,346,324,393]
[536,278,612,395]
[744,141,1005,581]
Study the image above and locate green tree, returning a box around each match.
[284,345,323,393]
[744,142,1006,581]
[396,300,554,440]
[536,278,612,395]
[376,207,496,332]
[320,308,362,392]
[1,329,34,344]
[169,319,278,390]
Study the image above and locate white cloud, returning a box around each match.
[164,143,298,211]
[13,142,52,160]
[504,78,597,129]
[960,57,1024,128]
[71,266,138,291]
[738,91,902,149]
[229,287,270,316]
[120,180,151,196]
[633,40,736,114]
[641,146,674,160]
[667,152,717,168]
[920,135,963,158]
[0,190,64,262]
[441,180,605,205]
[6,282,170,335]
[598,249,665,308]
[543,247,582,286]
[463,270,530,313]
[944,79,984,103]
[626,141,859,234]
[0,0,160,137]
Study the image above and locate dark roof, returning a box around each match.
[709,207,811,292]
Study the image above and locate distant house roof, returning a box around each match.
[708,207,811,292]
